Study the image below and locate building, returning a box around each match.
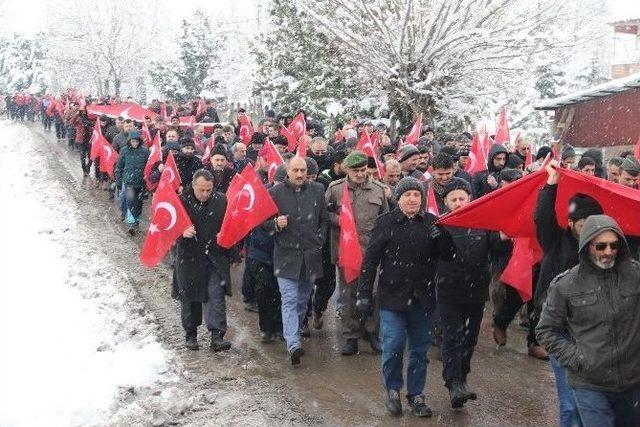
[611,18,640,79]
[534,72,640,155]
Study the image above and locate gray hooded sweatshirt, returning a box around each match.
[536,215,640,393]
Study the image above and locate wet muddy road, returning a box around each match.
[21,120,558,426]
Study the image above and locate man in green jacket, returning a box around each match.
[115,130,149,234]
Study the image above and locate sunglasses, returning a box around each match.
[593,242,620,251]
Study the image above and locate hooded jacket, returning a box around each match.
[115,140,149,188]
[536,215,640,392]
[472,144,509,198]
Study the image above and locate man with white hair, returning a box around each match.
[231,142,252,173]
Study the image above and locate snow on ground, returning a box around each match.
[0,121,178,426]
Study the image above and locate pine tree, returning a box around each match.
[149,10,224,101]
[0,33,47,94]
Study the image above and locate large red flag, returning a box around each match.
[201,135,215,165]
[99,143,119,179]
[337,185,362,283]
[140,182,193,267]
[144,132,162,191]
[465,131,489,175]
[216,167,278,249]
[288,113,306,141]
[281,125,297,152]
[500,237,543,302]
[556,168,640,235]
[239,113,255,144]
[261,138,285,183]
[494,107,510,146]
[164,151,182,192]
[405,113,422,145]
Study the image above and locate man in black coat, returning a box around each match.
[265,157,329,366]
[356,177,454,418]
[472,144,509,198]
[175,169,233,352]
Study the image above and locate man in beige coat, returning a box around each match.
[326,150,389,355]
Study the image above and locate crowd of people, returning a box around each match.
[5,91,640,425]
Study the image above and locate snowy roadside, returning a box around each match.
[0,120,329,427]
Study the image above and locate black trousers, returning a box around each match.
[439,302,484,384]
[247,258,282,334]
[180,268,227,336]
[78,143,92,174]
[312,239,336,316]
[493,284,538,346]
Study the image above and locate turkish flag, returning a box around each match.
[356,130,377,151]
[338,185,362,283]
[465,131,489,174]
[261,138,285,183]
[201,136,215,165]
[634,135,640,160]
[555,168,640,235]
[89,118,106,161]
[98,143,119,179]
[500,237,542,301]
[281,125,297,152]
[141,121,152,147]
[427,184,440,216]
[288,113,306,141]
[140,182,193,267]
[217,166,278,249]
[160,102,168,121]
[144,132,162,191]
[164,151,182,192]
[494,107,510,146]
[405,113,422,145]
[239,113,255,144]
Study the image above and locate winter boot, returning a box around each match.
[210,330,231,352]
[312,312,324,330]
[384,389,402,417]
[407,394,433,418]
[300,318,311,337]
[527,344,549,360]
[461,378,477,401]
[341,338,358,356]
[260,331,275,343]
[492,325,507,346]
[185,331,199,351]
[447,380,468,409]
[289,346,305,366]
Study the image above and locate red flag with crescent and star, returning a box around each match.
[338,185,363,284]
[239,113,255,144]
[89,118,107,161]
[164,151,182,192]
[216,166,278,248]
[141,120,152,147]
[144,132,162,191]
[140,181,193,267]
[260,138,285,183]
[98,143,119,179]
[405,113,422,145]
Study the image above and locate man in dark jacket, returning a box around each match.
[114,130,149,234]
[472,144,509,198]
[536,215,640,427]
[266,157,329,366]
[436,178,508,409]
[356,177,454,418]
[533,159,604,426]
[206,144,236,193]
[428,152,456,213]
[176,169,233,352]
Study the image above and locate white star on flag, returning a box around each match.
[149,223,160,234]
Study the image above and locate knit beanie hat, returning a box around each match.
[536,146,553,161]
[567,193,604,221]
[211,144,228,158]
[561,145,576,160]
[621,156,640,176]
[442,177,472,198]
[499,168,523,183]
[398,144,420,163]
[394,176,425,200]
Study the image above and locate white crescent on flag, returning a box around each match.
[155,202,177,230]
[102,145,113,160]
[120,106,132,120]
[166,167,175,183]
[240,184,255,211]
[293,121,304,134]
[240,125,250,138]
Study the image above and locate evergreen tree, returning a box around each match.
[149,10,224,101]
[0,33,47,94]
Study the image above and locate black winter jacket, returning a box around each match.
[357,209,455,311]
[472,144,509,198]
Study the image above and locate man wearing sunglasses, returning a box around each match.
[537,214,640,427]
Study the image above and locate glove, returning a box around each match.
[355,295,372,315]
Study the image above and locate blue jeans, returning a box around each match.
[379,301,434,398]
[277,277,314,351]
[574,384,640,427]
[119,184,127,215]
[550,356,582,427]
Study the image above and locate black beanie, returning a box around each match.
[442,177,472,198]
[536,146,552,161]
[394,176,425,200]
[211,144,228,158]
[567,193,603,221]
[499,168,523,183]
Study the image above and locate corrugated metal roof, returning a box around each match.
[534,71,640,110]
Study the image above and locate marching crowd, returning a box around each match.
[6,91,640,426]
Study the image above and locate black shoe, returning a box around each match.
[300,319,311,338]
[461,380,477,401]
[185,332,199,351]
[407,394,433,417]
[384,389,402,417]
[127,226,136,236]
[210,331,231,352]
[119,212,125,222]
[447,380,468,409]
[260,331,275,343]
[369,332,382,354]
[341,338,358,356]
[244,302,258,313]
[290,346,304,366]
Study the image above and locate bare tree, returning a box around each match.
[299,0,605,127]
